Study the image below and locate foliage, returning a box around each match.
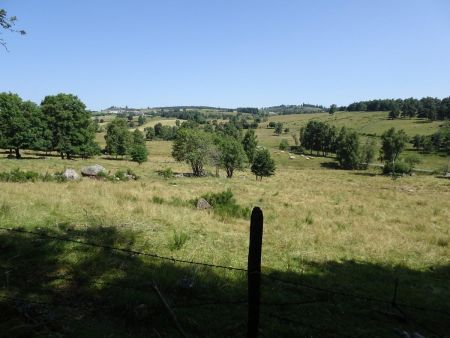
[403,153,422,170]
[382,160,411,175]
[161,167,173,179]
[279,139,289,150]
[335,127,361,169]
[0,8,26,51]
[0,168,67,182]
[216,135,247,178]
[381,128,409,162]
[104,118,132,158]
[168,230,190,251]
[114,168,138,181]
[300,121,337,156]
[200,189,250,219]
[41,93,97,159]
[172,128,213,176]
[242,130,258,163]
[274,122,283,135]
[346,96,450,120]
[130,145,148,165]
[0,93,45,158]
[137,115,146,126]
[251,148,276,180]
[329,104,337,115]
[359,138,377,169]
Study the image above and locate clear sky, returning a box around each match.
[1,0,450,110]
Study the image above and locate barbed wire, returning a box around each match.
[0,226,247,273]
[264,275,450,315]
[1,226,449,316]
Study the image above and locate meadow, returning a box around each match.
[0,111,449,337]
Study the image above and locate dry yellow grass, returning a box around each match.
[1,154,448,272]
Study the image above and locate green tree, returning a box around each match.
[359,138,377,169]
[104,118,132,158]
[242,130,258,163]
[251,148,276,180]
[0,93,44,158]
[132,129,146,146]
[41,93,97,159]
[329,104,337,115]
[274,122,283,135]
[389,106,401,119]
[336,127,361,169]
[131,144,148,165]
[217,136,247,178]
[137,115,146,126]
[172,128,213,176]
[381,128,409,163]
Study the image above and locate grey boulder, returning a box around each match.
[62,168,80,180]
[81,164,106,177]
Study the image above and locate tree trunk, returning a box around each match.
[15,148,21,159]
[60,152,65,159]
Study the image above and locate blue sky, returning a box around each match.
[1,0,450,110]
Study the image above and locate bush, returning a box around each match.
[279,139,289,150]
[168,230,190,251]
[0,169,68,183]
[290,146,305,154]
[382,161,412,175]
[199,189,250,219]
[161,168,173,179]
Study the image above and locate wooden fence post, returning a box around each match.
[247,207,263,338]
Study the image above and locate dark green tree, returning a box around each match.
[329,104,337,115]
[381,128,409,163]
[104,118,132,158]
[251,148,276,180]
[172,128,213,176]
[274,122,283,135]
[137,115,146,126]
[335,127,361,169]
[0,93,43,158]
[242,130,258,163]
[130,145,148,165]
[217,136,247,178]
[41,93,98,159]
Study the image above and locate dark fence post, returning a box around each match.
[247,207,263,338]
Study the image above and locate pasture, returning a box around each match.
[0,111,449,337]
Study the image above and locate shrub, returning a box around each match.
[199,189,250,219]
[161,168,173,179]
[382,161,411,175]
[168,231,189,251]
[0,169,41,182]
[279,139,289,150]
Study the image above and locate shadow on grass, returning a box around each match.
[320,161,340,169]
[352,172,378,177]
[1,225,449,337]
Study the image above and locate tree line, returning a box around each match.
[299,120,376,169]
[0,92,99,159]
[171,124,275,180]
[296,120,419,174]
[344,97,450,120]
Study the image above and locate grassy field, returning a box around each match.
[1,112,449,337]
[258,111,449,171]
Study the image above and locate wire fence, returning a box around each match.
[1,225,449,337]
